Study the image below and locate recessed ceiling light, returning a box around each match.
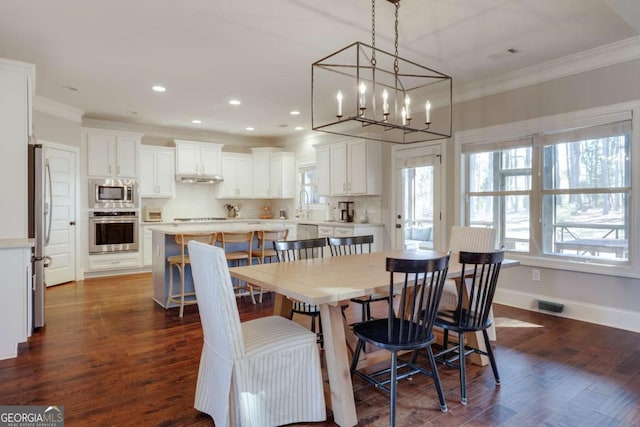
[62,85,78,92]
[152,85,166,92]
[229,99,241,105]
[246,127,255,131]
[290,110,300,115]
[192,119,202,124]
[295,126,303,131]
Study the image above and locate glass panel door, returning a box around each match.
[395,149,441,249]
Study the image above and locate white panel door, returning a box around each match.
[44,144,77,286]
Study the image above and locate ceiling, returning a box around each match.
[1,0,638,139]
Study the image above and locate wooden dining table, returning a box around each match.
[229,249,519,427]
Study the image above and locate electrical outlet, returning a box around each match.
[532,269,540,281]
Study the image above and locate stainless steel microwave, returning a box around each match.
[89,178,138,209]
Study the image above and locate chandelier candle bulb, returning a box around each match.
[425,100,431,124]
[401,107,407,125]
[382,89,389,115]
[405,95,411,119]
[337,90,343,117]
[359,82,366,110]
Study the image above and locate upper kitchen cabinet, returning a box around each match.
[316,140,381,196]
[0,59,34,239]
[84,129,142,178]
[174,140,224,179]
[219,153,253,198]
[315,145,331,196]
[271,152,295,198]
[251,148,296,199]
[140,146,175,198]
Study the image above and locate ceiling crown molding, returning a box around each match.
[33,95,84,123]
[454,35,640,105]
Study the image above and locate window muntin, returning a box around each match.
[464,120,631,265]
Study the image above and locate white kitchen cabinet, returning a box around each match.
[316,145,331,197]
[85,129,141,178]
[87,252,141,272]
[316,140,381,196]
[270,152,295,198]
[0,59,33,239]
[251,148,296,199]
[251,148,274,198]
[174,140,224,178]
[219,153,253,198]
[0,245,31,360]
[319,224,383,253]
[330,143,349,195]
[142,225,153,266]
[140,146,175,198]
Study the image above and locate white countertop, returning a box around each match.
[148,222,291,235]
[142,218,383,227]
[0,238,34,249]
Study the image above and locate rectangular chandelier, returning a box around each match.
[311,1,452,144]
[312,42,452,144]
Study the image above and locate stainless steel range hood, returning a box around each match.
[176,174,224,184]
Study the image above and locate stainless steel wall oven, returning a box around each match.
[89,211,139,254]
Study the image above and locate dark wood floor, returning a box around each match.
[1,273,638,426]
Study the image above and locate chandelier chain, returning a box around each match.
[393,1,399,73]
[371,0,376,67]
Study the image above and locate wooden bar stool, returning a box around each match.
[166,232,216,317]
[250,229,289,302]
[216,231,256,303]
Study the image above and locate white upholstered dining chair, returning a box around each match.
[441,226,498,340]
[187,241,326,427]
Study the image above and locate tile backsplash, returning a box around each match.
[142,183,382,223]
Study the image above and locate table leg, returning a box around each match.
[320,303,358,427]
[273,293,293,318]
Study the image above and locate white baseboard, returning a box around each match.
[494,288,640,333]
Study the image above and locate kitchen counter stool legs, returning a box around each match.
[166,232,217,317]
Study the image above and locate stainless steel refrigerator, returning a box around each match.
[28,143,52,329]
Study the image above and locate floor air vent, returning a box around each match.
[538,300,564,313]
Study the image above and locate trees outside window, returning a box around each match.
[464,120,631,264]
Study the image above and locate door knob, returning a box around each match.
[70,221,76,226]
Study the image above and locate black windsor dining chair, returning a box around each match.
[431,249,505,405]
[350,253,451,427]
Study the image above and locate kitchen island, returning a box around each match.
[150,222,293,309]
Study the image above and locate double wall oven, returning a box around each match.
[89,179,139,254]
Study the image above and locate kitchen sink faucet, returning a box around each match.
[299,190,310,219]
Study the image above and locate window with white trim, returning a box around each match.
[299,165,324,205]
[462,117,632,265]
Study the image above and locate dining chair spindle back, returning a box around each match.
[328,235,390,322]
[273,237,327,345]
[350,253,451,426]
